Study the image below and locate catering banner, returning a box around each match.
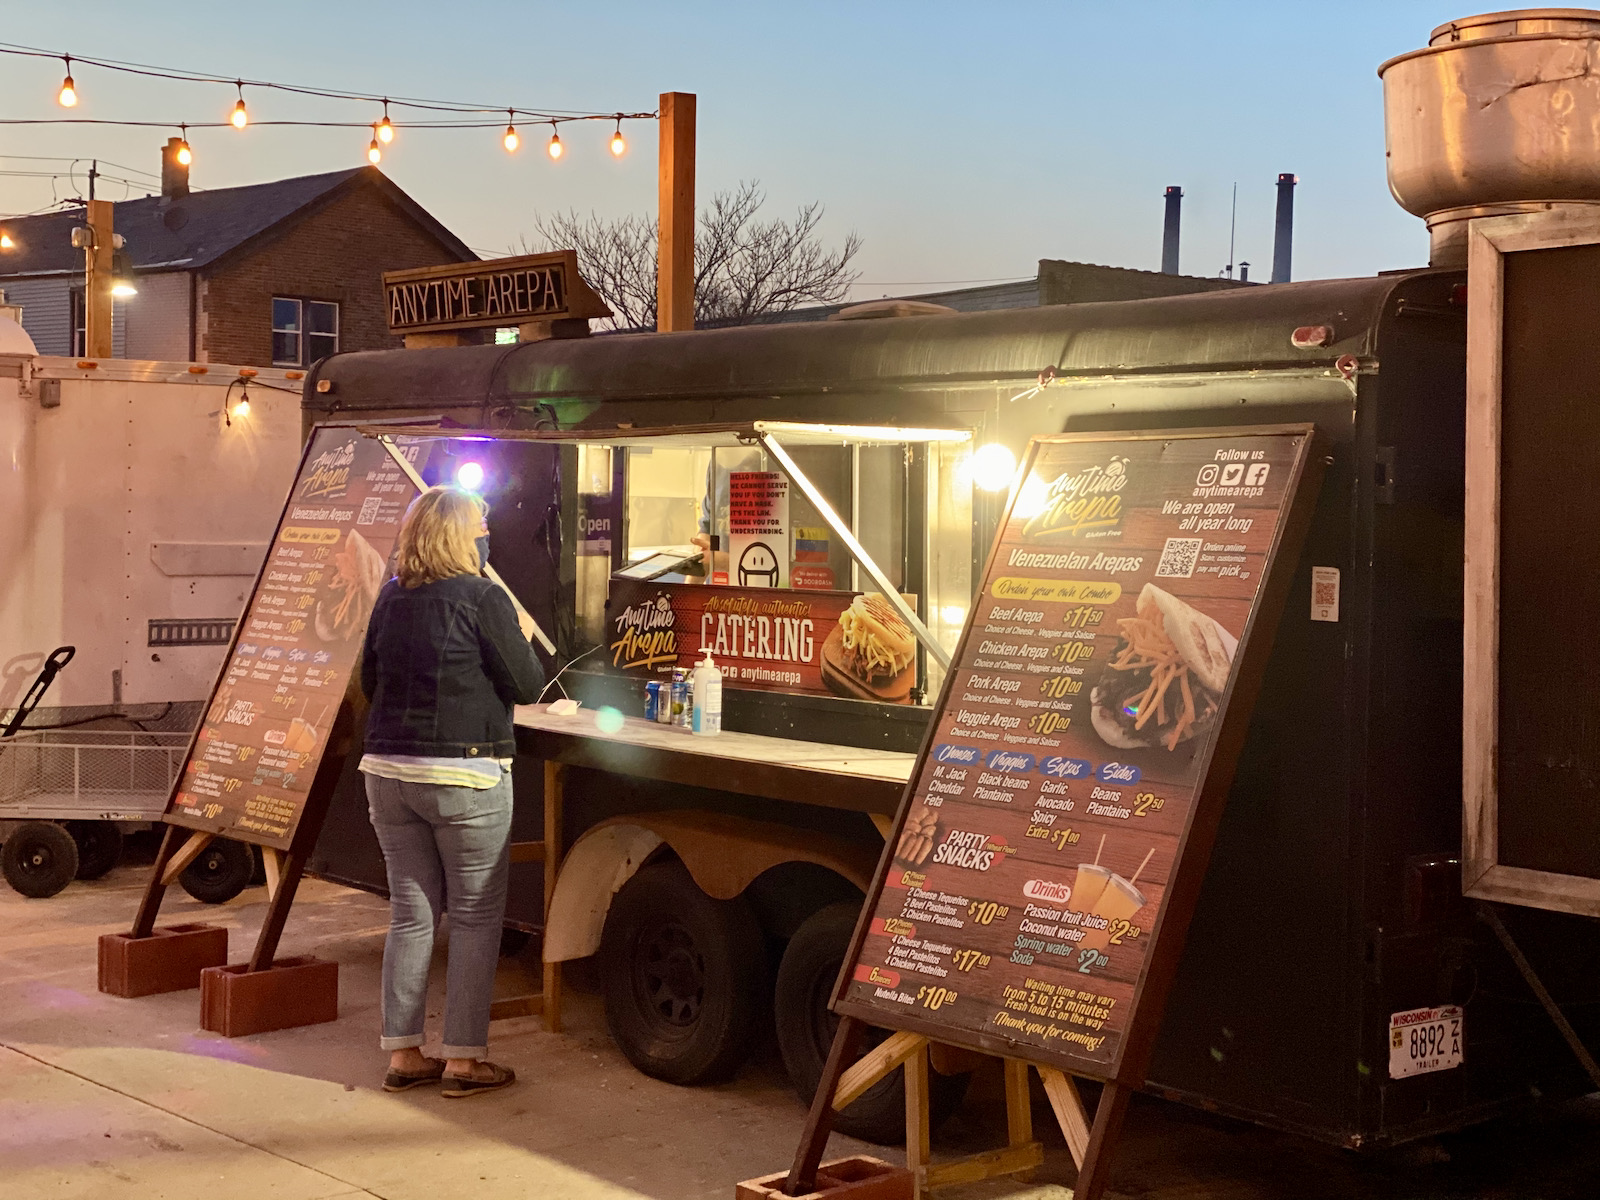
[605,581,917,705]
[164,428,432,851]
[833,427,1317,1079]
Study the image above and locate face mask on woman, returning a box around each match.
[475,535,491,571]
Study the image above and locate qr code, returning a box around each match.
[1156,537,1203,578]
[1313,579,1337,609]
[356,496,382,526]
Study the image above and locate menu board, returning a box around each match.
[165,427,429,851]
[606,581,918,705]
[833,428,1316,1078]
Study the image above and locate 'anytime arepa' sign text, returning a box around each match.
[383,250,611,334]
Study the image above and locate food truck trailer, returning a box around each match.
[295,261,1600,1149]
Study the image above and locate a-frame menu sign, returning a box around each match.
[784,426,1321,1200]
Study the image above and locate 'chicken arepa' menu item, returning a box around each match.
[833,427,1319,1079]
[164,427,433,851]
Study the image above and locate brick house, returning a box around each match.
[0,147,473,366]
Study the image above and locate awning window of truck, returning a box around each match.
[358,421,975,705]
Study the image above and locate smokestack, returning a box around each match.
[161,137,189,202]
[1161,186,1182,274]
[1271,173,1295,283]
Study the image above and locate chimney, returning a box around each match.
[161,137,189,202]
[1271,173,1295,283]
[1239,262,1250,283]
[1161,186,1182,274]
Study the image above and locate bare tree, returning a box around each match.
[523,181,862,330]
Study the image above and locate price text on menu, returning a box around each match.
[164,428,427,851]
[834,429,1313,1078]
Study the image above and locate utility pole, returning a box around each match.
[83,199,114,358]
[656,91,696,332]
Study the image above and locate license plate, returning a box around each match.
[1389,1005,1463,1079]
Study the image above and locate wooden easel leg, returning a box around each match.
[247,850,306,972]
[1478,901,1600,1089]
[543,760,564,1033]
[1003,1059,1035,1181]
[784,1015,863,1196]
[130,824,182,937]
[905,1042,931,1198]
[1072,1080,1133,1200]
[1037,1066,1092,1168]
[261,848,283,902]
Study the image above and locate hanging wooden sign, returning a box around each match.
[383,249,612,334]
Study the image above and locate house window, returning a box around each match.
[70,288,86,357]
[272,297,339,366]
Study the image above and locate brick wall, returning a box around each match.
[198,179,471,367]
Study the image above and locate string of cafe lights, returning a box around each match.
[0,41,654,166]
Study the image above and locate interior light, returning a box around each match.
[233,397,250,417]
[1010,474,1049,521]
[457,461,485,491]
[939,605,968,627]
[58,58,77,107]
[970,443,1017,492]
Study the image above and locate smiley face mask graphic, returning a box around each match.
[737,541,781,587]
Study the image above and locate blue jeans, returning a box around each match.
[365,772,512,1059]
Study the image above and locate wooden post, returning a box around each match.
[84,199,114,359]
[904,1041,931,1195]
[656,91,696,332]
[784,1015,863,1196]
[542,760,565,1033]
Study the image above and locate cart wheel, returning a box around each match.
[179,838,255,904]
[67,821,124,880]
[601,859,768,1085]
[2,821,80,898]
[775,901,971,1144]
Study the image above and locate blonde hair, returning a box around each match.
[395,485,487,588]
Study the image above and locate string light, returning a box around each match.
[547,124,563,160]
[0,232,14,250]
[367,124,382,165]
[610,119,626,158]
[230,82,248,128]
[377,100,394,144]
[57,56,77,107]
[175,125,192,165]
[502,110,519,153]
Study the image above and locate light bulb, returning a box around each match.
[0,233,13,250]
[970,443,1017,492]
[503,124,519,153]
[58,59,76,107]
[176,139,192,167]
[547,129,562,160]
[457,461,484,491]
[233,397,250,417]
[367,134,382,165]
[377,116,394,144]
[111,281,137,297]
[231,99,248,129]
[610,128,626,157]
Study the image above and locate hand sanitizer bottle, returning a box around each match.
[691,653,723,736]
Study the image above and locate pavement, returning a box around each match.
[3,835,1599,1200]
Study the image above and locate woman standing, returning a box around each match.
[358,485,545,1097]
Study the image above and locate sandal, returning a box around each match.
[383,1057,446,1092]
[440,1061,516,1098]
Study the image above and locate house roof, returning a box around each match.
[0,166,474,278]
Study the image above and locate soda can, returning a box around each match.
[670,668,692,727]
[644,680,661,723]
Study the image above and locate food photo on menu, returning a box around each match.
[821,592,918,702]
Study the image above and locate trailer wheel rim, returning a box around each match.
[637,921,705,1027]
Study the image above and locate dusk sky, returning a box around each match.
[2,2,1470,299]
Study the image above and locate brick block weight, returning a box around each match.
[200,956,338,1037]
[98,924,229,997]
[736,1157,911,1200]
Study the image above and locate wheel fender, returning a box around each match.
[543,809,880,964]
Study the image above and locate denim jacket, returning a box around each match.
[360,574,546,758]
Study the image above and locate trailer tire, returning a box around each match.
[775,901,971,1144]
[179,838,255,904]
[601,860,767,1085]
[2,821,80,898]
[67,821,124,880]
